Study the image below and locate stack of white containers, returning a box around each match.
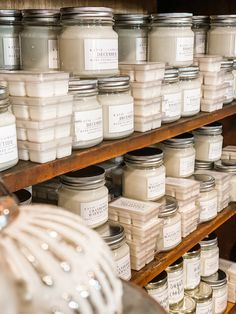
[119,62,165,132]
[0,71,72,163]
[108,197,163,270]
[220,258,236,303]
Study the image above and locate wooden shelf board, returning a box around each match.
[226,302,236,314]
[1,103,236,192]
[131,204,236,287]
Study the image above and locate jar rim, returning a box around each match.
[0,9,22,24]
[195,160,214,170]
[210,15,236,25]
[151,12,193,26]
[145,271,167,289]
[221,59,234,70]
[179,66,199,79]
[200,232,218,247]
[114,13,149,25]
[96,222,126,249]
[167,257,183,272]
[192,174,215,191]
[69,78,98,95]
[193,122,222,136]
[124,147,163,166]
[98,76,130,92]
[22,9,60,24]
[214,160,236,173]
[201,269,227,288]
[192,15,209,24]
[158,195,178,217]
[185,282,213,302]
[163,133,194,148]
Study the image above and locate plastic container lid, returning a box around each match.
[214,160,236,173]
[0,71,69,82]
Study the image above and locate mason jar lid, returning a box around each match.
[114,13,149,26]
[60,7,114,23]
[210,15,236,26]
[167,257,183,272]
[202,269,227,288]
[158,195,178,218]
[0,10,22,24]
[145,271,168,289]
[192,15,209,25]
[163,67,179,83]
[183,243,201,259]
[185,282,213,302]
[195,160,214,170]
[151,13,193,26]
[221,59,234,70]
[170,295,196,314]
[69,78,98,96]
[22,9,60,25]
[98,76,130,93]
[192,174,215,191]
[124,147,163,167]
[0,85,9,100]
[200,232,218,248]
[214,160,236,173]
[163,133,194,148]
[96,222,125,250]
[179,66,199,79]
[193,122,222,136]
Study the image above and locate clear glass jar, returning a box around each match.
[202,269,228,314]
[98,76,134,140]
[161,68,182,123]
[58,165,108,228]
[68,78,103,149]
[193,122,223,162]
[157,196,182,252]
[185,281,213,314]
[192,16,209,55]
[0,10,22,70]
[114,14,149,63]
[60,7,118,77]
[200,233,219,277]
[148,13,194,67]
[170,295,196,314]
[13,189,32,205]
[179,66,201,117]
[183,244,201,290]
[145,271,169,311]
[122,147,166,201]
[0,86,18,172]
[221,59,234,104]
[20,9,60,71]
[193,174,218,223]
[163,133,196,178]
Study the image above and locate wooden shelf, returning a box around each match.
[226,302,236,314]
[1,103,236,192]
[131,203,236,287]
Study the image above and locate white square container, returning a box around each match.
[228,282,236,303]
[220,259,236,284]
[202,70,224,85]
[130,250,155,271]
[197,55,222,72]
[165,177,200,200]
[134,97,161,117]
[152,113,162,129]
[202,83,227,99]
[131,81,162,100]
[222,146,236,161]
[0,71,69,97]
[134,115,152,132]
[200,97,224,112]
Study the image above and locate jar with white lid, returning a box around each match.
[166,257,185,307]
[183,244,201,290]
[192,16,209,55]
[98,76,134,140]
[58,165,108,228]
[185,281,213,314]
[68,78,103,149]
[145,271,169,311]
[200,233,219,277]
[179,66,201,117]
[193,174,218,223]
[0,86,18,172]
[20,9,60,71]
[202,269,228,314]
[163,133,196,178]
[193,122,223,162]
[195,160,214,171]
[122,147,166,201]
[114,14,149,63]
[157,196,182,252]
[214,160,236,201]
[0,10,22,70]
[170,295,196,314]
[161,67,182,123]
[95,222,131,280]
[221,59,234,104]
[148,13,194,66]
[59,7,118,77]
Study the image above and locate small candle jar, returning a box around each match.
[192,15,209,55]
[163,133,196,178]
[13,189,32,205]
[201,269,228,314]
[161,67,182,123]
[169,295,196,314]
[122,147,166,201]
[193,122,223,162]
[193,174,218,223]
[221,59,234,104]
[58,165,108,228]
[98,76,134,140]
[199,233,219,277]
[183,244,201,290]
[185,282,213,314]
[157,196,182,252]
[145,271,169,311]
[114,14,149,63]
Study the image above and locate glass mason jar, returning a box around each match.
[122,147,166,201]
[114,14,149,63]
[192,15,209,55]
[157,196,182,252]
[185,282,213,314]
[163,133,196,178]
[161,67,182,123]
[58,165,108,228]
[221,59,234,104]
[170,295,196,314]
[201,269,228,314]
[68,78,103,149]
[183,244,201,290]
[179,66,201,117]
[0,10,22,70]
[98,76,134,140]
[148,13,194,67]
[199,233,219,277]
[145,271,169,311]
[193,122,223,162]
[20,9,60,71]
[59,7,119,77]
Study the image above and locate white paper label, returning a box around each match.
[80,196,108,226]
[213,286,228,314]
[201,251,219,276]
[176,37,194,62]
[148,284,169,311]
[225,79,234,100]
[3,38,20,66]
[199,197,218,221]
[0,124,18,164]
[136,37,147,61]
[74,109,103,141]
[162,92,181,118]
[48,39,59,69]
[179,155,195,176]
[195,33,206,54]
[196,299,213,314]
[116,252,131,281]
[163,220,181,249]
[84,39,118,70]
[147,173,165,199]
[183,88,201,112]
[108,103,133,133]
[208,142,222,160]
[110,197,157,212]
[184,256,200,289]
[168,268,184,305]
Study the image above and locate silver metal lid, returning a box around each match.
[114,14,149,26]
[0,10,22,24]
[179,66,199,79]
[22,9,60,25]
[214,160,236,173]
[185,282,213,302]
[124,147,163,167]
[145,271,167,289]
[184,243,201,258]
[202,269,227,288]
[167,257,183,272]
[200,232,218,248]
[96,222,125,249]
[192,15,209,24]
[61,7,114,23]
[163,67,179,83]
[163,133,194,148]
[221,58,234,71]
[210,15,236,26]
[193,122,222,136]
[192,174,215,191]
[151,13,193,26]
[0,86,9,111]
[158,195,178,217]
[170,295,196,314]
[69,78,98,96]
[98,76,130,93]
[195,160,214,170]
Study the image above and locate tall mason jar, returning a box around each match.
[192,15,209,55]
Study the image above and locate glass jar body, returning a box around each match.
[183,252,201,290]
[200,244,219,277]
[194,133,223,162]
[146,280,169,311]
[197,188,218,223]
[167,263,184,306]
[192,25,208,55]
[211,284,228,314]
[161,81,182,123]
[111,241,131,281]
[179,77,201,117]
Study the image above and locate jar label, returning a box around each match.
[110,197,158,212]
[136,37,147,61]
[168,268,184,305]
[147,284,169,311]
[225,79,234,100]
[183,88,201,112]
[74,109,103,141]
[147,172,165,199]
[176,37,194,62]
[84,39,118,70]
[196,299,213,314]
[199,197,218,221]
[3,38,20,66]
[179,154,195,176]
[195,33,206,54]
[0,124,18,164]
[162,92,181,118]
[213,285,228,314]
[48,39,59,69]
[184,256,200,289]
[201,250,219,276]
[163,219,181,250]
[80,195,108,227]
[116,252,131,281]
[208,142,222,160]
[108,102,134,133]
